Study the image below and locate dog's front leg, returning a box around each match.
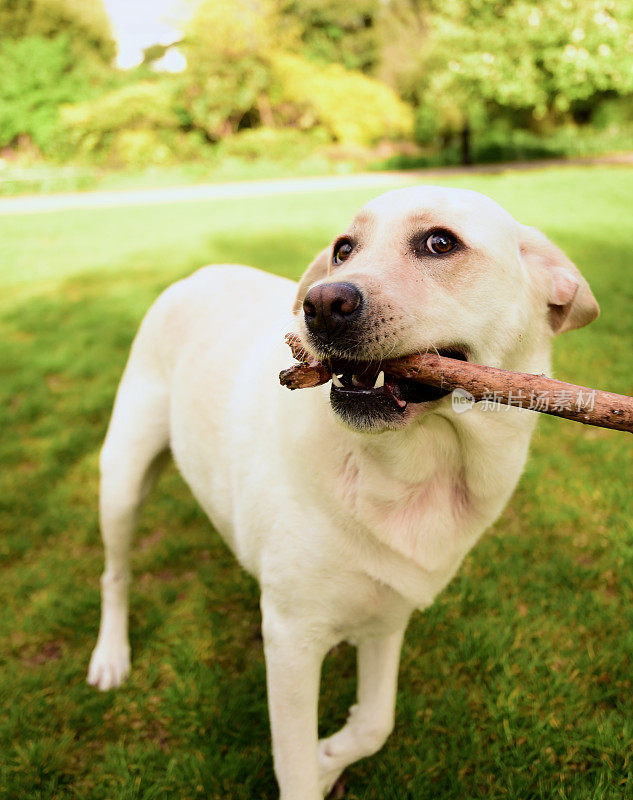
[317,626,407,794]
[261,596,329,800]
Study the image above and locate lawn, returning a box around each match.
[1,165,632,800]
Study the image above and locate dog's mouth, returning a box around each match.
[328,347,469,413]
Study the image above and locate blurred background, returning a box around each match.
[2,0,633,194]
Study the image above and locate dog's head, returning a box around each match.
[293,186,599,433]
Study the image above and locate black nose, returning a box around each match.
[303,282,363,343]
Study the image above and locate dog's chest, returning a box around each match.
[352,461,477,570]
[332,434,523,606]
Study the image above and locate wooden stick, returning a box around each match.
[279,360,332,389]
[279,334,633,433]
[279,334,333,388]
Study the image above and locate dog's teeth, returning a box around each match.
[332,374,343,388]
[352,375,362,387]
[374,371,385,389]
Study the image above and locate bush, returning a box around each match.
[216,127,326,161]
[0,35,98,157]
[270,52,413,145]
[61,81,192,166]
[182,56,272,140]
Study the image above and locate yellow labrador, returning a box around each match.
[88,186,598,799]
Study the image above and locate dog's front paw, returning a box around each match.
[87,639,130,691]
[318,739,345,797]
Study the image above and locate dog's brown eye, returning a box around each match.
[426,232,455,254]
[333,241,353,265]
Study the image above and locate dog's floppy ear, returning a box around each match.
[520,225,599,334]
[292,247,331,313]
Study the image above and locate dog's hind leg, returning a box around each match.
[87,365,169,691]
[318,627,406,796]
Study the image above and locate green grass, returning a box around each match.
[1,165,633,799]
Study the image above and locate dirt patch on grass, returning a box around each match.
[138,528,166,551]
[20,639,64,667]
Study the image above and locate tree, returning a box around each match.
[381,0,633,163]
[280,0,381,73]
[179,0,413,143]
[0,0,115,61]
[0,35,96,154]
[179,0,284,138]
[0,0,116,155]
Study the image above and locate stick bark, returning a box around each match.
[279,334,633,433]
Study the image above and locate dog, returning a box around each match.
[88,186,599,799]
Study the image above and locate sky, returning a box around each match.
[102,0,190,69]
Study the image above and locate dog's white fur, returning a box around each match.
[88,186,598,799]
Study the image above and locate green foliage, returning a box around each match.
[271,51,413,145]
[179,0,284,139]
[182,55,272,140]
[383,0,633,148]
[182,0,287,62]
[0,0,115,61]
[63,81,178,137]
[0,0,116,158]
[0,35,99,156]
[175,0,411,148]
[61,80,206,167]
[280,0,381,73]
[3,0,633,168]
[215,126,326,162]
